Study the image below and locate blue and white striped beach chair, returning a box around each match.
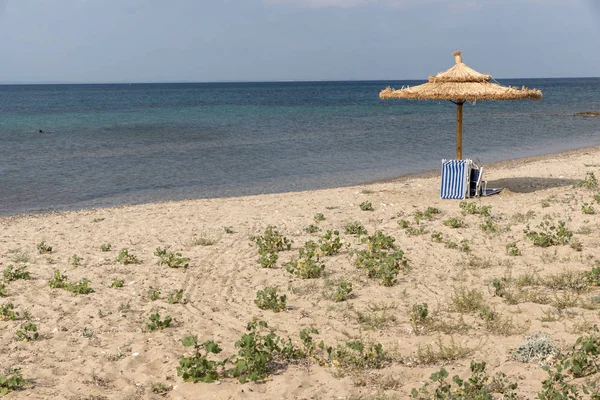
[440,159,481,199]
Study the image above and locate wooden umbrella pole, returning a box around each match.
[456,100,464,159]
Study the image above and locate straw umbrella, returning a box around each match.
[380,51,542,159]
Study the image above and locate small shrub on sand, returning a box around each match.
[254,287,286,312]
[305,224,321,234]
[414,207,441,224]
[451,287,485,313]
[230,319,299,383]
[0,284,6,297]
[345,221,367,236]
[148,287,161,301]
[36,241,52,254]
[460,201,492,216]
[359,201,374,211]
[582,202,596,215]
[524,220,573,247]
[3,265,30,283]
[177,336,225,383]
[151,382,172,394]
[431,231,444,243]
[313,213,326,222]
[411,361,518,399]
[115,248,139,265]
[0,368,26,396]
[409,303,431,335]
[332,279,353,302]
[319,230,343,256]
[511,333,558,364]
[168,289,188,304]
[479,218,499,233]
[352,232,409,287]
[190,234,218,246]
[415,337,473,365]
[286,242,325,279]
[537,334,600,399]
[69,254,83,268]
[443,217,465,229]
[146,313,172,331]
[9,250,29,264]
[109,278,124,288]
[0,303,19,321]
[505,242,521,256]
[252,226,292,268]
[15,322,39,342]
[99,243,112,252]
[329,340,389,370]
[48,269,94,295]
[578,172,598,189]
[154,247,190,269]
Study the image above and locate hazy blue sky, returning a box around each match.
[0,0,598,83]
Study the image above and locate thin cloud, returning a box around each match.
[263,0,419,8]
[264,0,574,8]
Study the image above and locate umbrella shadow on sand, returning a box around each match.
[487,177,580,193]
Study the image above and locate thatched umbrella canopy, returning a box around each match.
[380,51,542,159]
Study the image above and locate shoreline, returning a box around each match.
[3,143,599,220]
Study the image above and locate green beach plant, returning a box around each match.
[110,278,124,288]
[230,319,299,383]
[148,287,161,301]
[352,231,409,286]
[359,201,374,211]
[251,226,292,268]
[47,269,94,295]
[459,201,492,216]
[345,221,367,236]
[15,322,39,342]
[304,224,321,234]
[254,287,286,312]
[313,213,325,222]
[2,265,30,283]
[154,247,190,268]
[0,303,19,321]
[36,241,52,254]
[99,243,112,252]
[0,368,26,396]
[524,220,573,247]
[286,241,325,279]
[168,289,187,304]
[582,202,596,215]
[69,254,82,268]
[146,313,172,331]
[505,242,521,256]
[443,217,464,229]
[115,248,139,265]
[177,336,225,383]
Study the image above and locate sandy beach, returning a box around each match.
[3,146,600,399]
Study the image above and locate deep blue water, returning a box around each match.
[0,79,599,216]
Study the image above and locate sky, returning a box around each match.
[0,0,598,83]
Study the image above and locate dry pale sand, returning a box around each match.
[2,146,600,399]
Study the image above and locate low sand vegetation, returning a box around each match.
[5,169,600,398]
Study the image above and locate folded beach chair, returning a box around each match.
[440,159,482,199]
[469,164,484,198]
[441,159,502,199]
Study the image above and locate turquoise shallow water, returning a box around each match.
[0,79,599,216]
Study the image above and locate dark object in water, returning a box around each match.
[574,111,600,117]
[38,129,45,133]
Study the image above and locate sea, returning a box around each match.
[1,78,599,216]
